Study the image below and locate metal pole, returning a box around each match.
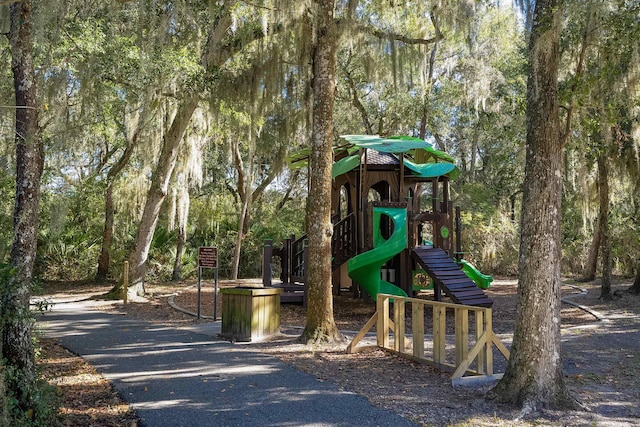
[214,266,219,321]
[123,261,129,305]
[197,266,202,319]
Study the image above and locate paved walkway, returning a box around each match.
[38,301,417,427]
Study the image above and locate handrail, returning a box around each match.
[290,235,307,283]
[347,294,510,386]
[332,212,357,266]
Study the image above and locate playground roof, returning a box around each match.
[332,135,460,180]
[340,135,432,153]
[287,135,460,180]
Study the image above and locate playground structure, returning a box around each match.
[262,135,493,307]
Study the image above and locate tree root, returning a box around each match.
[299,325,345,345]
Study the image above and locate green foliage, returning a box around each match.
[36,183,104,281]
[186,187,306,279]
[0,265,60,426]
[456,184,520,276]
[0,170,13,264]
[2,362,61,427]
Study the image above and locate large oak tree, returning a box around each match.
[3,0,43,415]
[488,0,577,411]
[300,0,343,344]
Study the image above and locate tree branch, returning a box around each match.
[350,22,440,46]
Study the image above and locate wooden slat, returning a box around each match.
[440,280,476,288]
[430,271,468,278]
[423,263,461,270]
[448,291,489,300]
[415,251,450,256]
[456,298,493,307]
[412,302,424,358]
[452,289,487,297]
[418,254,450,260]
[455,309,468,365]
[433,305,446,363]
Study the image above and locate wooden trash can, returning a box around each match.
[220,287,282,342]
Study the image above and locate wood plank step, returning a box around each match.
[422,263,460,270]
[441,284,477,291]
[419,252,453,262]
[413,249,448,257]
[440,278,475,286]
[427,265,462,271]
[430,271,468,278]
[439,282,476,290]
[456,297,493,306]
[450,290,486,297]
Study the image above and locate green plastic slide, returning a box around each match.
[458,259,493,290]
[347,206,408,299]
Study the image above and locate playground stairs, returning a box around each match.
[411,247,493,307]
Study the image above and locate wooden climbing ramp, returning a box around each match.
[411,247,493,307]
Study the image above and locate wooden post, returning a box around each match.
[399,154,405,203]
[476,310,486,374]
[123,261,128,305]
[455,307,469,366]
[485,309,494,375]
[455,206,462,262]
[393,299,405,353]
[412,301,424,358]
[377,295,390,349]
[431,179,439,213]
[281,236,292,283]
[442,178,449,214]
[289,234,297,283]
[433,305,446,363]
[263,239,273,287]
[302,240,309,308]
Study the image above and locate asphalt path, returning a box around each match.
[38,303,417,427]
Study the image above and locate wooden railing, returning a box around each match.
[347,294,511,385]
[290,235,307,284]
[331,212,357,267]
[264,213,356,286]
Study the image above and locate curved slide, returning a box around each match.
[458,259,493,290]
[347,206,408,299]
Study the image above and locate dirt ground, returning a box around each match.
[36,277,640,427]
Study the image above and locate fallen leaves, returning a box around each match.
[37,338,139,427]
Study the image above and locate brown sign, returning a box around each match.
[198,247,218,268]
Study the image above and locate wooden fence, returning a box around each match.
[347,294,511,386]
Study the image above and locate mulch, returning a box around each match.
[36,277,640,427]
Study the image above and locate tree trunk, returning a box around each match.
[597,154,612,300]
[3,0,41,405]
[300,0,343,344]
[582,215,600,282]
[232,194,251,280]
[96,103,146,281]
[96,182,115,281]
[231,137,252,280]
[171,223,186,281]
[628,264,640,294]
[125,8,235,295]
[128,98,199,295]
[488,0,576,411]
[470,123,480,181]
[419,35,439,140]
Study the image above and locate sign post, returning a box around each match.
[198,247,218,320]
